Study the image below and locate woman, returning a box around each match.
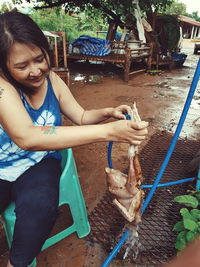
[0,11,148,267]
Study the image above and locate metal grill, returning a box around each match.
[87,131,199,266]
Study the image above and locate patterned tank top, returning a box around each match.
[0,78,62,182]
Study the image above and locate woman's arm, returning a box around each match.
[50,72,132,125]
[0,79,148,151]
[80,104,133,125]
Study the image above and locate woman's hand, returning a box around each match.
[105,119,149,146]
[109,105,132,120]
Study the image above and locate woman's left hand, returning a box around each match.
[110,105,132,120]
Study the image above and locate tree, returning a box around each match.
[164,1,186,15]
[15,0,174,30]
[138,0,174,31]
[29,7,107,41]
[185,11,200,22]
[0,1,14,13]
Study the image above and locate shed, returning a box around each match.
[178,15,200,39]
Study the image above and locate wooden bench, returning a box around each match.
[67,41,152,82]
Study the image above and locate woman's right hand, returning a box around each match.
[105,119,149,145]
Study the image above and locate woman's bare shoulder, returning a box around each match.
[48,70,70,99]
[0,75,20,100]
[49,70,64,83]
[49,70,58,79]
[0,74,15,90]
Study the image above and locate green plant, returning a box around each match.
[28,8,108,43]
[173,190,200,251]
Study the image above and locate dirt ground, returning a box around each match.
[0,39,199,267]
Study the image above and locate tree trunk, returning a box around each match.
[146,11,156,33]
[106,21,118,41]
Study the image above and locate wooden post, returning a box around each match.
[146,44,152,70]
[124,48,131,82]
[62,32,67,68]
[191,26,194,39]
[194,27,198,39]
[54,36,58,68]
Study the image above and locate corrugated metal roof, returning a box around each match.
[179,15,200,27]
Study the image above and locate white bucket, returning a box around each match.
[127,40,141,49]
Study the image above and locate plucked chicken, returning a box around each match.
[105,103,144,224]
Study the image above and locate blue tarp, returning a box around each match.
[72,35,111,56]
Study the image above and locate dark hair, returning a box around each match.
[0,10,51,92]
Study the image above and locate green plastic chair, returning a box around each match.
[1,148,90,267]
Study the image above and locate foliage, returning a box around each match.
[174,195,198,208]
[164,1,186,15]
[14,0,175,27]
[184,11,200,22]
[5,0,200,41]
[29,8,107,41]
[139,0,174,13]
[173,191,200,251]
[0,1,13,13]
[163,0,200,21]
[156,14,180,52]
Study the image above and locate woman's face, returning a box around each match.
[6,42,49,90]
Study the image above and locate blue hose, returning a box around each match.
[141,177,195,188]
[108,141,195,188]
[107,141,113,169]
[108,142,195,188]
[102,58,200,267]
[196,165,200,190]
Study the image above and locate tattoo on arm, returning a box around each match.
[41,126,57,134]
[0,87,5,99]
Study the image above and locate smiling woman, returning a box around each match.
[0,10,51,95]
[7,43,49,92]
[0,10,149,267]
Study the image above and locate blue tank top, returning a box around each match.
[0,77,62,182]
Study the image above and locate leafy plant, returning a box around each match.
[29,8,107,42]
[173,191,200,251]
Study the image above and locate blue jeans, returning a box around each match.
[0,157,61,267]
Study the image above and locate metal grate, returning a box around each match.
[87,131,199,266]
